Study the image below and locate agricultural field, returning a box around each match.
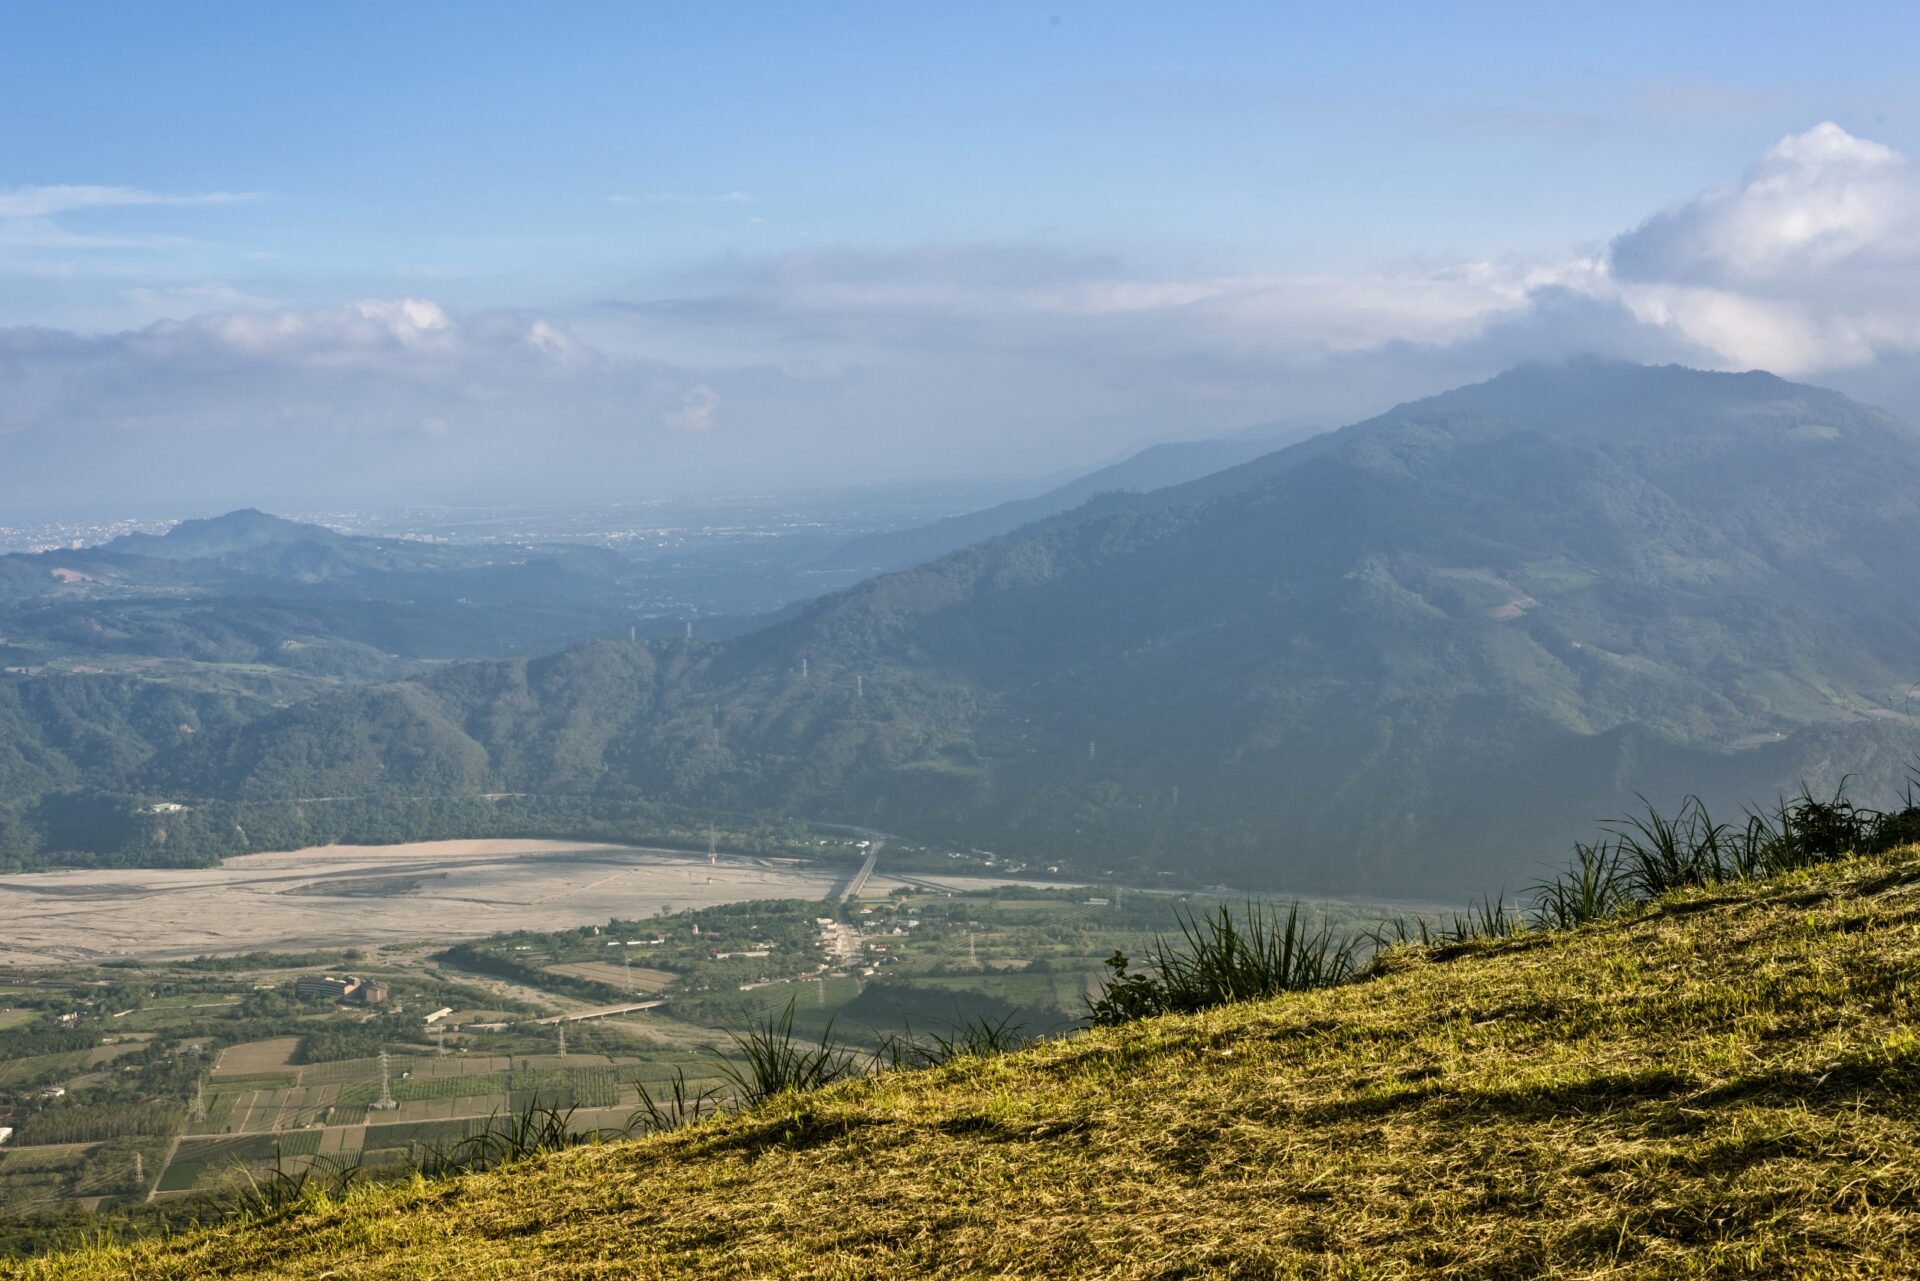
[0,859,1415,1254]
[210,1038,301,1076]
[542,962,677,992]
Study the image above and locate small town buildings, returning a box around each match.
[295,975,360,1001]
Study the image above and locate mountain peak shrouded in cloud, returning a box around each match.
[5,117,1920,513]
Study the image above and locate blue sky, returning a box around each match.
[5,3,1920,513]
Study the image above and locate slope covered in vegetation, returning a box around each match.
[16,361,1920,891]
[19,843,1920,1278]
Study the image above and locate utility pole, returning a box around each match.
[708,825,718,867]
[968,932,978,969]
[372,1048,398,1111]
[557,1026,567,1058]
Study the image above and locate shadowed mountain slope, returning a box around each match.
[16,361,1920,893]
[825,430,1296,573]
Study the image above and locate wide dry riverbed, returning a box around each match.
[0,839,1012,966]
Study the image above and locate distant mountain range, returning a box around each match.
[825,427,1300,572]
[8,360,1920,895]
[0,508,645,683]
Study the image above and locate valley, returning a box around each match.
[13,17,1917,1271]
[0,836,1119,967]
[7,359,1920,1260]
[0,847,1412,1234]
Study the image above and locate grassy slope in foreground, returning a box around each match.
[21,849,1920,1279]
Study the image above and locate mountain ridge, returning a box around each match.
[10,360,1920,893]
[824,427,1299,573]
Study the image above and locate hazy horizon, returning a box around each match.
[8,4,1920,513]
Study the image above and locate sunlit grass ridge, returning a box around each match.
[18,819,1920,1275]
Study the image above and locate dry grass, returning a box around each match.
[541,962,677,992]
[210,1039,302,1076]
[18,848,1920,1278]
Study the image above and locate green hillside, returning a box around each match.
[823,430,1293,572]
[17,842,1920,1278]
[10,361,1920,891]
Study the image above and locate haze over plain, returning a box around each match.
[8,4,1920,513]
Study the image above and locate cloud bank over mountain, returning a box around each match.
[5,124,1919,513]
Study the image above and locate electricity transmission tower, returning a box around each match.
[371,1048,399,1111]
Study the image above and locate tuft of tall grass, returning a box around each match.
[1607,794,1738,896]
[1597,778,1920,901]
[407,1104,602,1179]
[1433,894,1527,946]
[629,1067,724,1135]
[714,1000,860,1105]
[873,1014,1031,1070]
[922,1013,1029,1063]
[229,1150,364,1218]
[1742,781,1889,876]
[451,1104,585,1168]
[1088,901,1359,1025]
[1530,842,1631,930]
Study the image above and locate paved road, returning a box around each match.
[147,1133,182,1203]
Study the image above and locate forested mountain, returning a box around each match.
[0,509,649,682]
[9,361,1920,895]
[824,430,1295,573]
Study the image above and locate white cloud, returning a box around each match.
[1613,123,1916,288]
[0,298,715,450]
[10,125,1920,511]
[1594,123,1920,373]
[611,124,1920,382]
[0,185,261,219]
[0,184,266,282]
[667,383,721,431]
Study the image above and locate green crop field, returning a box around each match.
[274,1131,322,1158]
[295,1057,379,1086]
[0,1148,90,1177]
[0,1052,87,1088]
[199,1071,298,1089]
